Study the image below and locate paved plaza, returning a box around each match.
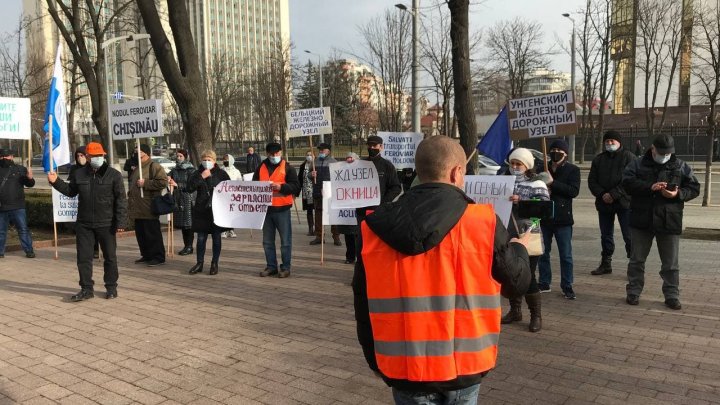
[1,198,720,404]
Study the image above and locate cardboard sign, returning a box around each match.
[52,188,78,222]
[110,99,163,140]
[378,131,423,169]
[212,181,273,229]
[463,175,515,227]
[0,97,31,140]
[507,91,577,140]
[286,107,332,138]
[329,160,381,209]
[322,181,358,226]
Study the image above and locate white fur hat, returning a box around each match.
[508,148,535,171]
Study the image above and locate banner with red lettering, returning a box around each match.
[212,180,273,229]
[322,181,358,225]
[328,160,380,209]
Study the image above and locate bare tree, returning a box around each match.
[447,0,476,166]
[358,9,412,132]
[693,1,720,207]
[206,52,247,146]
[250,40,293,149]
[484,17,547,99]
[420,2,454,136]
[0,16,52,154]
[45,0,136,150]
[636,0,685,137]
[135,0,212,161]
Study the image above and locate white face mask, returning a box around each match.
[653,153,671,165]
[511,168,525,177]
[89,156,105,169]
[605,144,619,152]
[202,160,214,170]
[305,155,313,162]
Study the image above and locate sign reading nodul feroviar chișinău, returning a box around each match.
[286,107,333,138]
[110,99,163,140]
[507,90,577,140]
[0,97,31,140]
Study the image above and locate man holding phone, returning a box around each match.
[622,134,700,310]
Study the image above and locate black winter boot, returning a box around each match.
[526,292,542,333]
[591,255,612,275]
[189,262,203,274]
[501,296,523,324]
[209,261,219,275]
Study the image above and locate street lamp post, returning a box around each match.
[101,33,151,168]
[396,1,420,133]
[562,13,576,163]
[304,50,325,144]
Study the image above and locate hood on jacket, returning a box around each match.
[225,154,236,166]
[75,145,87,165]
[365,183,472,256]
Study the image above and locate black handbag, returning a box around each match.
[151,190,176,215]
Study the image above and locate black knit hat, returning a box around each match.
[367,135,383,145]
[549,139,569,154]
[653,134,675,154]
[140,143,152,156]
[265,142,282,154]
[0,148,9,157]
[603,130,622,143]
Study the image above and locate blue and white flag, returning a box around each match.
[477,106,512,165]
[42,43,70,172]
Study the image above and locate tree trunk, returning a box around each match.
[135,0,212,161]
[447,0,477,170]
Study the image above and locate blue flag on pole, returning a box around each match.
[476,106,511,165]
[42,43,70,172]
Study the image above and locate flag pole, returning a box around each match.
[466,148,477,165]
[49,115,59,260]
[167,184,174,257]
[542,138,549,173]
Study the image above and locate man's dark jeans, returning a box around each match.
[538,225,574,290]
[263,209,292,271]
[0,208,33,255]
[598,207,632,258]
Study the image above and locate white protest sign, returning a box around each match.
[463,175,515,227]
[110,99,163,140]
[322,181,358,226]
[242,173,254,181]
[52,189,78,222]
[378,132,423,169]
[507,90,577,140]
[211,181,273,229]
[329,160,381,209]
[0,97,31,140]
[286,107,332,138]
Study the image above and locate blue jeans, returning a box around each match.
[0,208,33,255]
[598,207,632,258]
[262,209,292,271]
[196,230,222,264]
[392,383,480,405]
[538,225,573,290]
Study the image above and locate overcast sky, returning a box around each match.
[3,0,586,79]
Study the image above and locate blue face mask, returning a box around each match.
[269,156,281,165]
[202,160,214,170]
[319,153,326,159]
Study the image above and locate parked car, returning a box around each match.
[151,156,175,174]
[30,154,71,173]
[477,154,502,175]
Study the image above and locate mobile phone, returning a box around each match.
[666,183,678,191]
[517,200,555,220]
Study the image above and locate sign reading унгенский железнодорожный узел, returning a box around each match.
[110,99,163,140]
[286,107,332,138]
[507,90,577,140]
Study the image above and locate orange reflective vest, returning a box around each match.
[361,204,501,382]
[259,160,294,207]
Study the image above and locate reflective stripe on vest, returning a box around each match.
[361,204,500,382]
[259,160,294,207]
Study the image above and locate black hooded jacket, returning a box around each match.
[352,183,531,393]
[0,159,35,212]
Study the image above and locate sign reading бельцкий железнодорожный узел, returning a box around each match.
[507,90,577,140]
[286,107,332,138]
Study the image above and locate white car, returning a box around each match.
[151,156,175,174]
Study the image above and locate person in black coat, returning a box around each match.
[245,146,262,174]
[168,149,197,256]
[0,148,35,259]
[185,150,230,276]
[537,139,581,299]
[297,150,315,236]
[68,145,100,259]
[48,142,127,301]
[123,151,138,188]
[587,130,637,275]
